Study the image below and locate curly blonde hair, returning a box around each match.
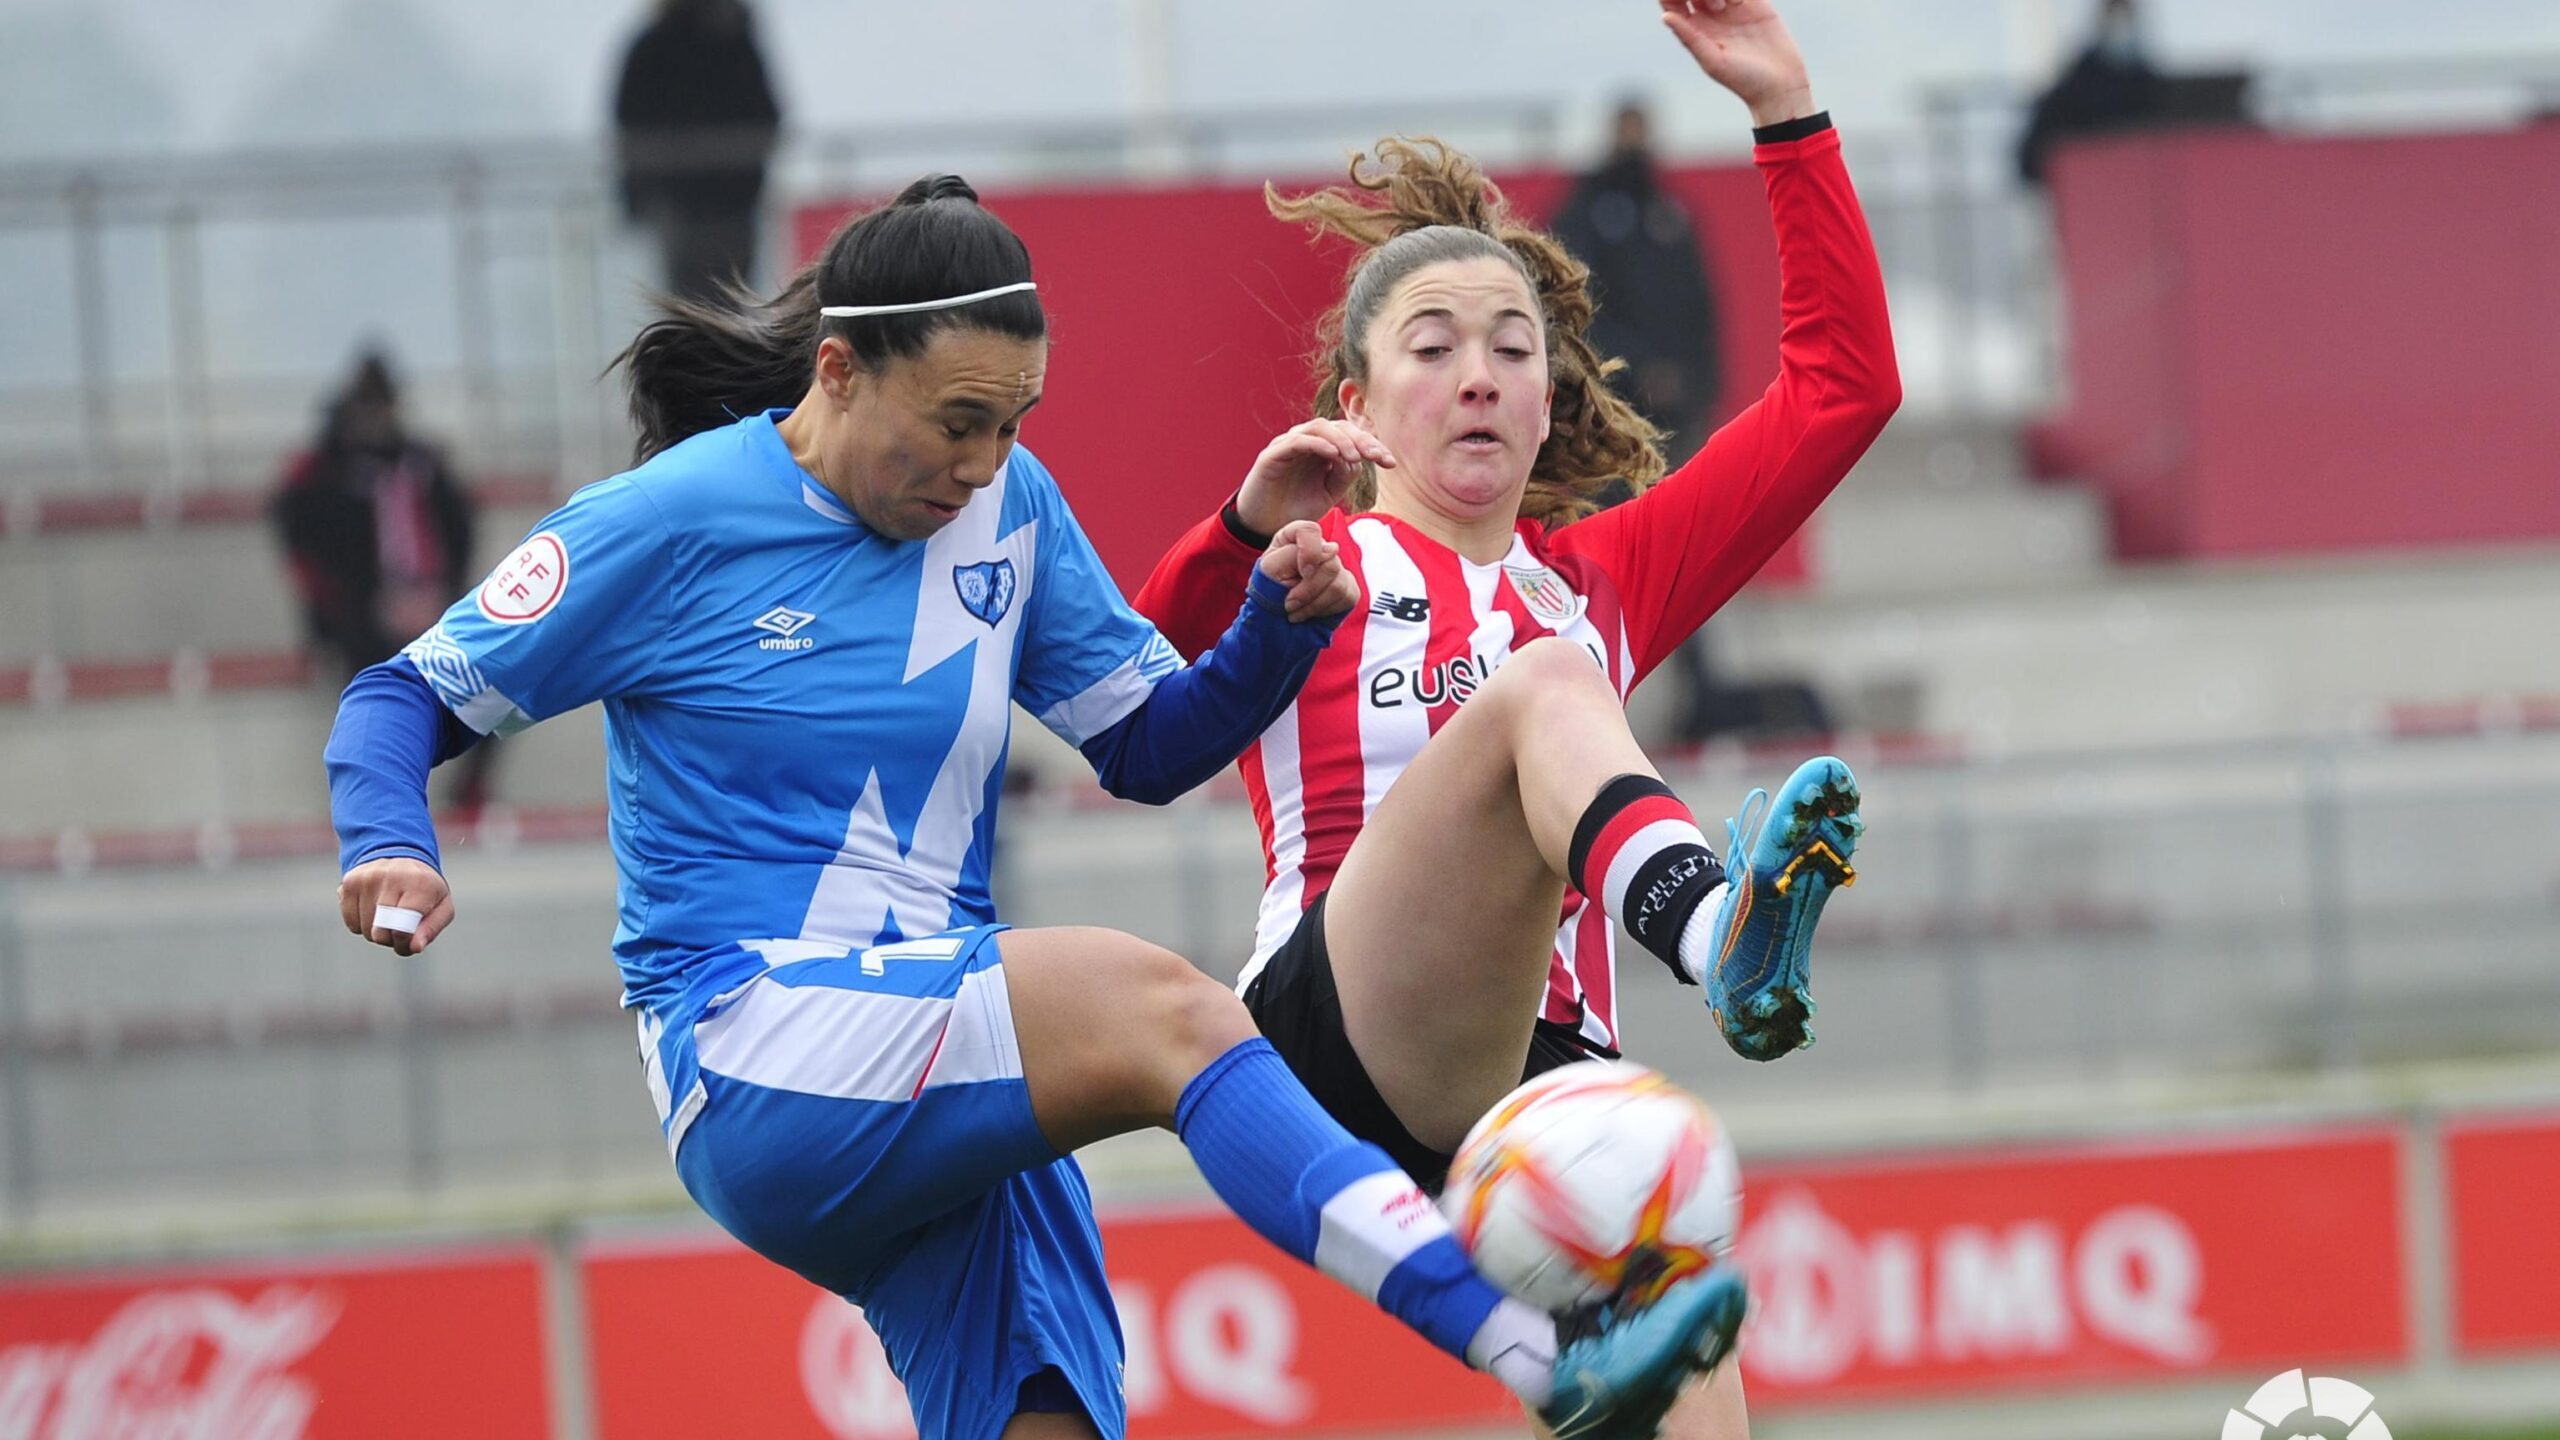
[1267,137,1665,528]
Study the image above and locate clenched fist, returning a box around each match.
[338,855,452,957]
[1257,519,1360,623]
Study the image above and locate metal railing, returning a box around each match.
[0,726,2553,1226]
[6,57,2560,500]
[0,102,1569,499]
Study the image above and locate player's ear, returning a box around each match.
[813,335,864,409]
[1338,376,1369,427]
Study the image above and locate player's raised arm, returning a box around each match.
[1556,0,1900,684]
[325,472,676,957]
[1659,0,1817,130]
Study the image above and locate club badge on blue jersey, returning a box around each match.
[953,559,1018,627]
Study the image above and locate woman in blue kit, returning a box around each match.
[324,175,1746,1440]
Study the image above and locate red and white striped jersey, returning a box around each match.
[1133,125,1897,1050]
[1236,511,1644,1046]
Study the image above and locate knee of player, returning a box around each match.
[1488,635,1613,711]
[1161,960,1259,1074]
[1087,938,1256,1109]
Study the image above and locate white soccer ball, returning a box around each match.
[1440,1059,1741,1314]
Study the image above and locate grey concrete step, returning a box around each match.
[1709,544,2560,751]
[0,502,558,662]
[7,730,2555,1224]
[1813,480,2110,595]
[0,685,606,832]
[1840,413,2032,492]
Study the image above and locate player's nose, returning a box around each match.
[960,433,1017,487]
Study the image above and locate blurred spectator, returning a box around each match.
[274,351,494,811]
[612,0,782,302]
[274,352,474,674]
[1555,100,1831,746]
[1670,629,1837,747]
[2016,0,2163,186]
[1551,97,1724,468]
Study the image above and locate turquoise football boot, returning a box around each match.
[1702,756,1862,1061]
[1538,1266,1749,1440]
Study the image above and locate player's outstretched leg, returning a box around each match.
[1000,927,1737,1437]
[1696,756,1862,1060]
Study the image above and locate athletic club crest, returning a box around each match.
[1504,563,1586,629]
[953,559,1018,627]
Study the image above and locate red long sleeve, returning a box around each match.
[1553,125,1900,685]
[1138,126,1899,674]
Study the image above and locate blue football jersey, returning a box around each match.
[403,411,1179,1011]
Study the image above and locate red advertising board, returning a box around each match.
[1731,1126,2409,1404]
[0,1117,2451,1439]
[2446,1111,2560,1356]
[0,1245,550,1440]
[583,1212,1514,1440]
[587,1125,2411,1432]
[2038,125,2560,560]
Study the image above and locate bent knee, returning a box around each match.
[1137,946,1258,1082]
[1481,635,1614,716]
[1504,634,1609,685]
[1079,934,1256,1115]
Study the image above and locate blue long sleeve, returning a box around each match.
[1079,569,1337,805]
[324,655,481,873]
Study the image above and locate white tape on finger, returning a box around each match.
[374,905,425,934]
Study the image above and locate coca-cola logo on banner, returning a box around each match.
[0,1286,338,1440]
[0,1251,551,1440]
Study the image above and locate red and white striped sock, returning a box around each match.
[1567,774,1729,984]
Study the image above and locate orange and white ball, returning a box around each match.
[1441,1059,1741,1313]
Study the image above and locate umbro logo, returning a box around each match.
[1370,592,1430,623]
[753,606,817,652]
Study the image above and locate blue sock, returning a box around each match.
[1174,1039,1555,1396]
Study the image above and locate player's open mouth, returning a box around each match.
[922,498,965,520]
[1454,430,1502,451]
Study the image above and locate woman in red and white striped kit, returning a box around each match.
[1137,3,1898,1431]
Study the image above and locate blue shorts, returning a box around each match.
[658,929,1126,1440]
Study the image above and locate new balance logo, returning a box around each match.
[1370,592,1430,623]
[754,606,817,651]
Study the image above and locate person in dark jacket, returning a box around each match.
[1551,98,1724,469]
[612,0,782,301]
[274,352,476,675]
[2016,0,2163,186]
[275,350,496,813]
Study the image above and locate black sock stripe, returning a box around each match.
[1566,773,1681,896]
[1624,846,1725,986]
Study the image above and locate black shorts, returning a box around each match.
[1241,890,1617,1194]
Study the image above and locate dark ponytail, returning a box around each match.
[613,173,1046,462]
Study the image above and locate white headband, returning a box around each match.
[819,281,1038,319]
